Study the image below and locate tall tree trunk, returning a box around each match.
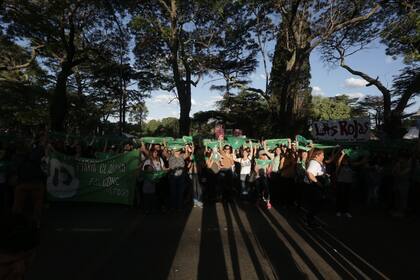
[50,66,71,132]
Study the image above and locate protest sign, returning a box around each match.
[46,150,139,205]
[311,118,370,141]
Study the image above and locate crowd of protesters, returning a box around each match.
[0,132,420,278]
[135,137,420,228]
[1,133,420,225]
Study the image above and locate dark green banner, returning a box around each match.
[46,150,139,205]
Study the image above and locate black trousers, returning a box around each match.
[306,183,323,224]
[336,182,351,213]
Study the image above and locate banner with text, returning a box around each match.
[311,118,370,141]
[46,150,139,205]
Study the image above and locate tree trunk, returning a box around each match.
[50,67,71,132]
[178,78,191,136]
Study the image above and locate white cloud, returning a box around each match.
[336,92,366,100]
[191,98,197,105]
[311,86,325,96]
[151,94,177,104]
[191,95,223,113]
[344,77,368,88]
[259,74,266,80]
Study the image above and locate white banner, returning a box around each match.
[311,118,370,141]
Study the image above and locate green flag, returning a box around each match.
[141,137,164,144]
[182,136,193,144]
[255,159,272,168]
[141,170,167,183]
[296,135,311,146]
[266,139,289,149]
[227,136,246,149]
[46,150,139,206]
[312,144,339,149]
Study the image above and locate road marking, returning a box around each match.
[267,208,342,279]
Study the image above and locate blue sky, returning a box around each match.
[145,41,419,120]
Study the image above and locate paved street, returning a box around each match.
[27,202,420,280]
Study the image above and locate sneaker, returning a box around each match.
[336,212,342,217]
[344,212,352,218]
[267,201,272,210]
[196,201,203,208]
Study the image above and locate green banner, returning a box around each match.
[266,139,289,149]
[46,150,139,205]
[227,136,246,149]
[255,159,272,168]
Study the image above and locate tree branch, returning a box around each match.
[338,50,392,118]
[0,44,44,71]
[311,3,381,50]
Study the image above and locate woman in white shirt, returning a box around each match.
[305,149,327,228]
[233,141,253,197]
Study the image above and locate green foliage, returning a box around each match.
[309,95,362,121]
[143,117,179,137]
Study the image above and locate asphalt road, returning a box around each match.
[26,201,420,280]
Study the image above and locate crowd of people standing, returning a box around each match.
[136,137,420,228]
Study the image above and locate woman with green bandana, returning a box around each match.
[263,141,282,204]
[187,144,204,208]
[168,147,189,211]
[255,150,272,209]
[233,140,254,198]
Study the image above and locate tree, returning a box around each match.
[321,0,419,138]
[2,0,126,131]
[131,0,258,135]
[355,95,384,128]
[203,1,259,103]
[309,95,361,121]
[265,0,381,134]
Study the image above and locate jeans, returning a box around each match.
[217,169,233,200]
[190,173,202,203]
[170,174,186,210]
[256,176,270,201]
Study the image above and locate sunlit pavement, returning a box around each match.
[26,201,420,280]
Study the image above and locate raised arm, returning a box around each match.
[263,140,274,159]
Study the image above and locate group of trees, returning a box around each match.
[0,0,418,138]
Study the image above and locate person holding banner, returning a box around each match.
[262,141,282,204]
[187,144,204,208]
[255,150,272,209]
[279,142,298,207]
[168,147,189,211]
[218,141,235,202]
[233,141,254,198]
